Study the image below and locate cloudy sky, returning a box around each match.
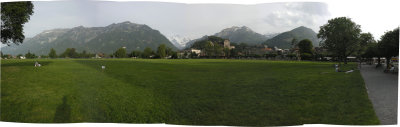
[20,0,399,40]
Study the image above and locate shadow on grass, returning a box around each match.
[53,96,71,123]
[1,61,52,67]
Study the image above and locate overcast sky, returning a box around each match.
[20,0,399,40]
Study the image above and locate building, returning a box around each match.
[191,48,201,55]
[223,40,235,49]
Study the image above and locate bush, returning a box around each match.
[300,53,313,60]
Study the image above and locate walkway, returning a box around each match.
[360,64,398,125]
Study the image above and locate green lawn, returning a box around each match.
[1,59,379,125]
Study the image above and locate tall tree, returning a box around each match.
[48,48,57,58]
[157,44,167,58]
[297,39,313,54]
[378,28,399,68]
[357,33,375,62]
[317,17,362,64]
[1,2,34,45]
[114,47,127,58]
[142,47,153,58]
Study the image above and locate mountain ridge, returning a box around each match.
[1,21,177,55]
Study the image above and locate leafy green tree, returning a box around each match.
[157,44,167,58]
[297,39,314,54]
[114,47,127,58]
[166,47,173,56]
[300,53,313,60]
[357,33,375,62]
[1,2,34,45]
[213,44,223,58]
[49,48,57,58]
[142,47,153,58]
[25,51,36,59]
[130,50,142,58]
[223,48,230,58]
[205,41,214,58]
[61,48,78,58]
[170,51,178,59]
[378,28,399,68]
[318,17,362,64]
[40,55,48,58]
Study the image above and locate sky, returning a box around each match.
[16,0,400,41]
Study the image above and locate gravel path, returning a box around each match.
[360,64,398,125]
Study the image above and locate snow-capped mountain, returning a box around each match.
[168,35,191,49]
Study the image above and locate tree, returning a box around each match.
[318,17,362,64]
[1,2,34,45]
[223,48,230,58]
[357,33,375,62]
[61,48,78,58]
[297,39,313,54]
[25,51,36,59]
[114,47,127,58]
[130,50,141,58]
[378,28,399,69]
[49,48,57,58]
[142,47,153,58]
[205,41,214,58]
[157,44,167,58]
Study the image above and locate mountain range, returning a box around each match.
[1,21,176,55]
[186,26,319,49]
[185,26,271,48]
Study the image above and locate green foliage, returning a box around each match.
[60,48,79,58]
[1,1,34,45]
[157,44,167,58]
[378,28,399,68]
[130,50,142,58]
[142,47,154,58]
[318,17,362,64]
[25,51,36,59]
[297,39,314,54]
[300,53,313,60]
[357,33,375,58]
[378,28,399,58]
[48,48,57,58]
[190,36,225,50]
[114,47,127,58]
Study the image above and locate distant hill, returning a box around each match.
[1,21,176,55]
[185,26,270,48]
[263,26,320,49]
[214,26,269,45]
[188,36,225,50]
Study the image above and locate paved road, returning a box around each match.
[360,64,398,125]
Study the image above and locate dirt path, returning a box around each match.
[360,64,398,125]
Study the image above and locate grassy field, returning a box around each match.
[1,59,379,125]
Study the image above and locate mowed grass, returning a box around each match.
[1,59,379,125]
